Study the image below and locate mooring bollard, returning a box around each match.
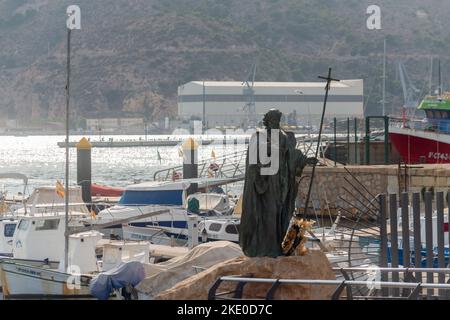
[187,215,199,249]
[182,137,198,196]
[76,137,92,204]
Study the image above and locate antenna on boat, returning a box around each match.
[438,59,442,97]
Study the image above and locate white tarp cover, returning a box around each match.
[136,241,243,299]
[186,193,230,212]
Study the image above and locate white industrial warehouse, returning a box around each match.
[177,80,364,128]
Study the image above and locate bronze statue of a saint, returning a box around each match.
[239,109,315,257]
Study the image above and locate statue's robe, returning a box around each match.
[239,129,307,257]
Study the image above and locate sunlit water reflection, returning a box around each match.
[0,134,248,195]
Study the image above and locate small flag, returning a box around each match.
[178,147,183,158]
[56,180,65,198]
[157,149,162,163]
[211,149,216,160]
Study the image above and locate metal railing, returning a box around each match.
[153,147,248,181]
[208,271,450,300]
[390,116,450,135]
[152,135,323,182]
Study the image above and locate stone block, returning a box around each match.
[423,177,436,187]
[154,250,336,300]
[411,176,423,187]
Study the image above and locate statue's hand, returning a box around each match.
[306,157,319,166]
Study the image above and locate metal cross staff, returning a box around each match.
[301,68,340,220]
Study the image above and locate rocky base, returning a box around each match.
[155,250,336,300]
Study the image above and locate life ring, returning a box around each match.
[172,171,182,181]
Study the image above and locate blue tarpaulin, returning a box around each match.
[90,261,145,300]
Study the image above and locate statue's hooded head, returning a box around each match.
[263,109,282,129]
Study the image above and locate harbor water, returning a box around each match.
[0,134,248,194]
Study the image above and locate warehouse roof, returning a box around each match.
[189,80,361,88]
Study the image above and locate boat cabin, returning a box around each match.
[13,214,102,273]
[198,219,240,243]
[419,94,450,133]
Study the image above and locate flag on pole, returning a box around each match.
[56,180,65,198]
[157,149,162,164]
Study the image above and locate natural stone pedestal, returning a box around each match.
[155,250,336,300]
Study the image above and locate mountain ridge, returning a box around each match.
[0,0,449,124]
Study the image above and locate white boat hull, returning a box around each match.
[0,260,92,298]
[122,225,175,245]
[97,205,234,240]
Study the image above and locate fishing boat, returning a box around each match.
[0,206,166,298]
[389,59,450,166]
[0,212,101,298]
[0,185,97,259]
[389,93,450,164]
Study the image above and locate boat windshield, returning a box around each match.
[17,219,30,231]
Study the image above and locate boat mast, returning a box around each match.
[64,27,71,272]
[382,38,386,116]
[202,80,206,131]
[64,5,81,271]
[438,59,442,96]
[429,56,433,96]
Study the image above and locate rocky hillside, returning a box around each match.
[0,0,449,124]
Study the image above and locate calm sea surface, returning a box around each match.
[0,134,248,195]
